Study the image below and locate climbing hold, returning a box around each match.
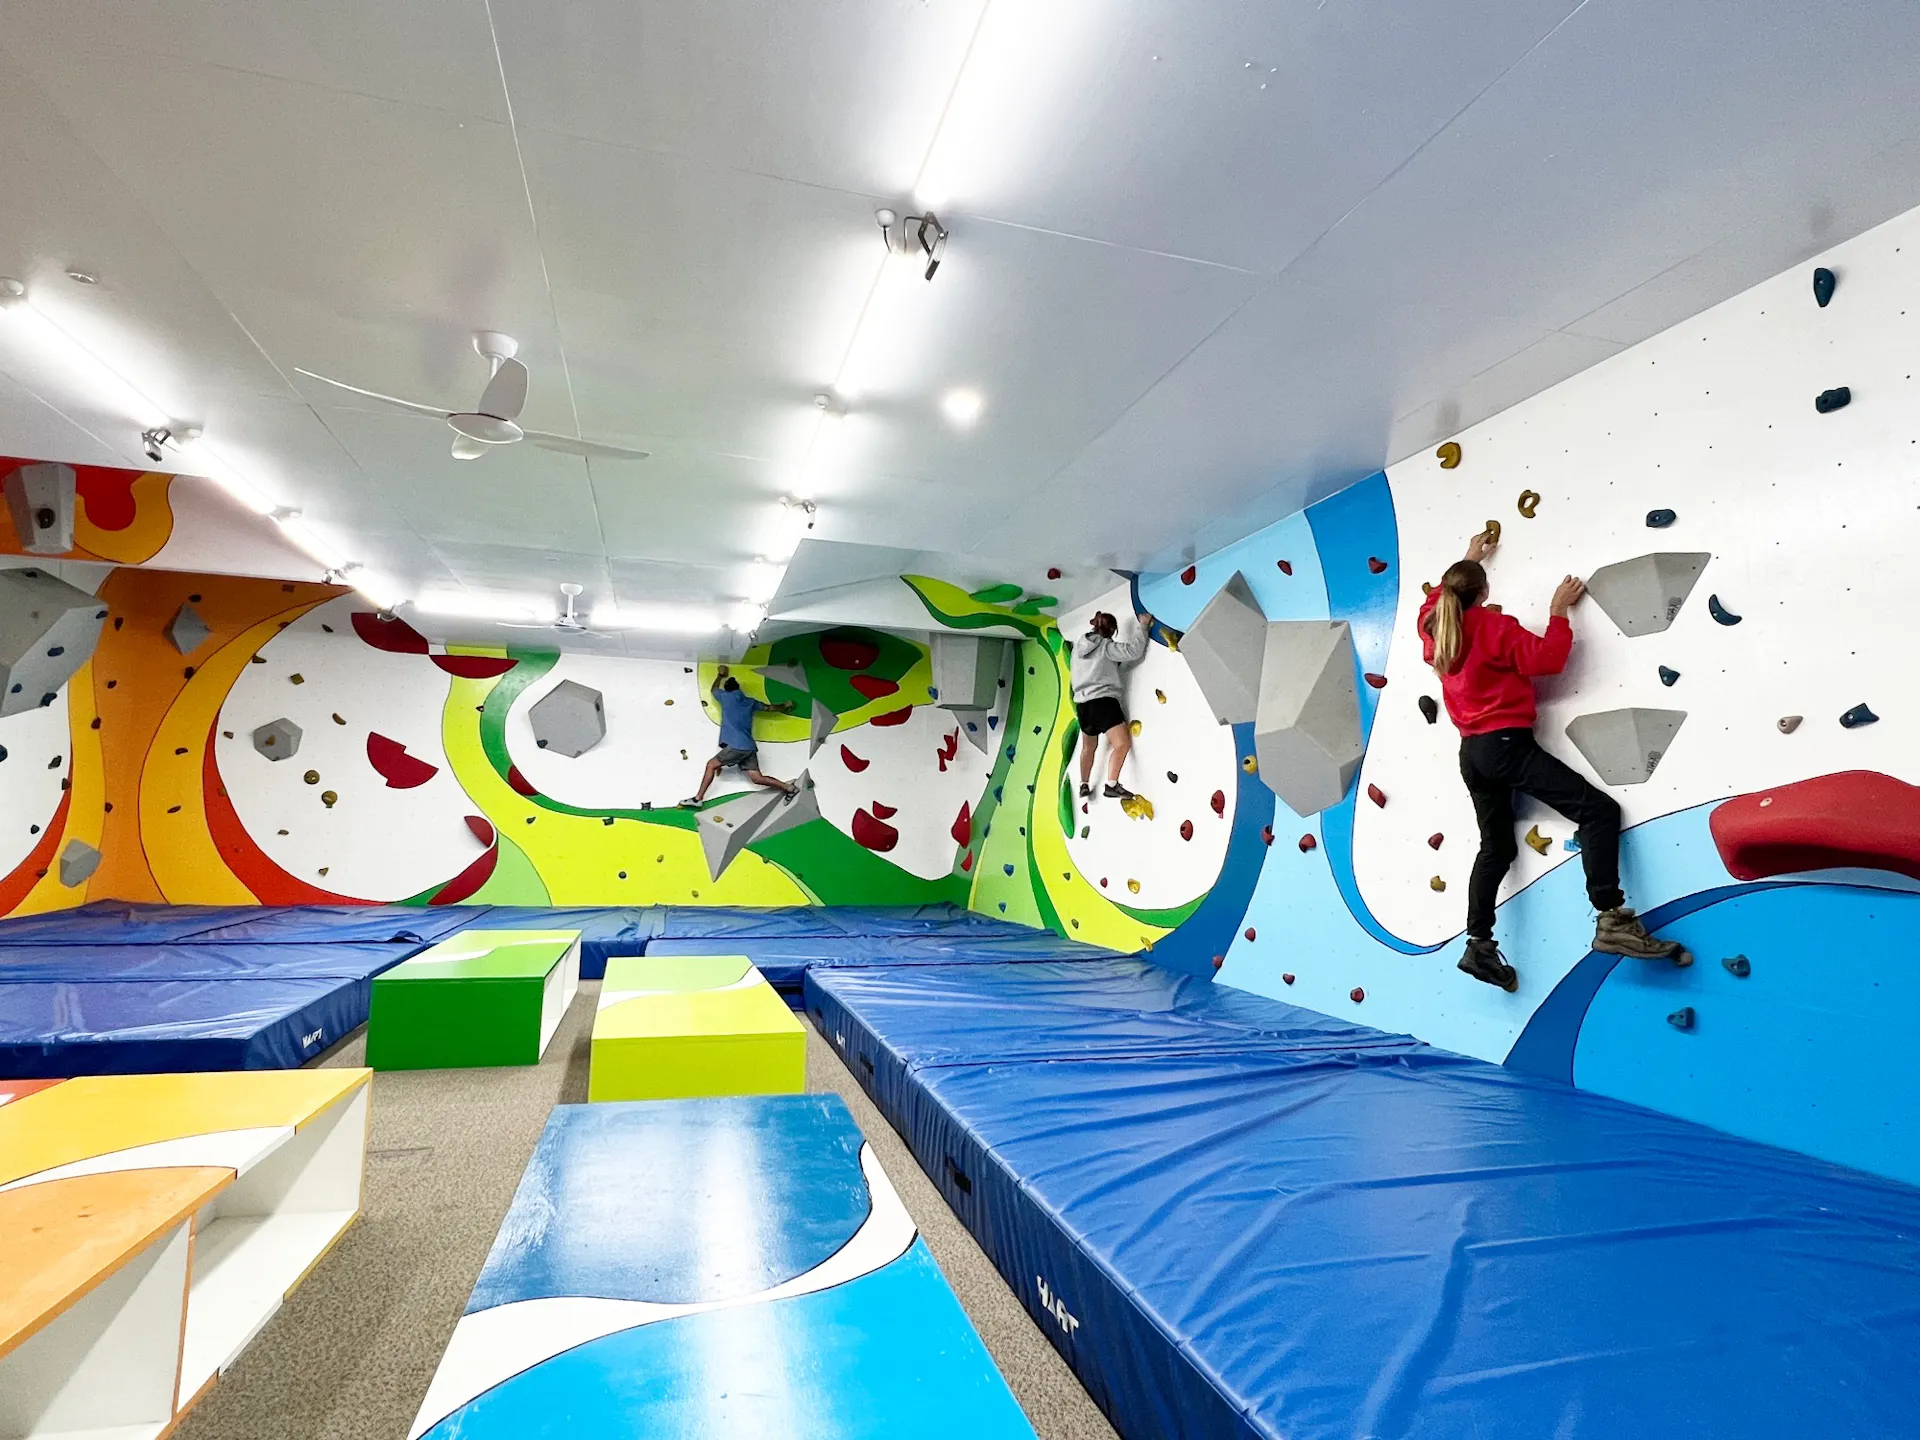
[1210,789,1226,816]
[1099,877,1108,888]
[1298,833,1316,852]
[1815,386,1851,413]
[1367,556,1388,574]
[1777,715,1802,734]
[1282,973,1295,985]
[1480,519,1501,547]
[1047,566,1062,580]
[1840,703,1879,729]
[1429,875,1446,892]
[1659,666,1679,686]
[1722,954,1751,978]
[289,673,305,685]
[1003,863,1015,876]
[1166,770,1178,783]
[1120,793,1154,820]
[1155,689,1166,704]
[1646,508,1676,528]
[1565,834,1582,853]
[1367,783,1386,807]
[1418,695,1439,725]
[1180,565,1197,585]
[1421,580,1433,596]
[1080,826,1089,839]
[1436,440,1462,469]
[1516,490,1540,518]
[321,790,338,809]
[1244,927,1256,941]
[1813,266,1837,307]
[1667,1007,1695,1031]
[1261,825,1274,845]
[1128,719,1142,737]
[1180,819,1194,841]
[1427,833,1443,849]
[1523,824,1550,855]
[1706,595,1741,626]
[1276,559,1293,575]
[1350,987,1365,1003]
[1240,754,1258,774]
[1363,672,1387,689]
[303,769,319,785]
[1127,879,1141,894]
[1212,955,1224,971]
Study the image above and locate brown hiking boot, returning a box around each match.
[1457,937,1518,992]
[1594,908,1693,966]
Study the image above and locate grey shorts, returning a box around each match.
[714,745,758,770]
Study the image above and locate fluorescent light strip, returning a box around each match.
[592,602,733,634]
[415,590,550,623]
[272,512,348,572]
[0,292,172,430]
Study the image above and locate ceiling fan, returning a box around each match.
[496,583,626,636]
[296,331,650,462]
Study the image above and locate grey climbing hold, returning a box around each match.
[3,462,77,555]
[1667,1007,1695,1031]
[529,679,606,757]
[698,772,819,880]
[58,838,102,887]
[1813,267,1836,307]
[1253,620,1365,816]
[1659,666,1679,686]
[1722,954,1751,978]
[1840,703,1879,729]
[1706,594,1741,626]
[1815,387,1851,414]
[754,661,810,694]
[1583,552,1710,637]
[1418,695,1439,725]
[809,699,840,756]
[168,603,212,655]
[252,718,303,760]
[1777,715,1803,734]
[1181,572,1268,725]
[932,634,1011,713]
[0,567,107,719]
[1645,509,1676,528]
[1564,707,1686,785]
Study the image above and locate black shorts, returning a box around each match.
[713,745,758,770]
[1075,696,1127,737]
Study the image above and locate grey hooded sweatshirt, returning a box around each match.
[1070,623,1149,703]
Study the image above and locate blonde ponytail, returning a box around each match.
[1427,560,1487,678]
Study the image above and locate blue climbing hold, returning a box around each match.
[1840,703,1879,729]
[1565,834,1581,853]
[928,686,938,700]
[1003,863,1015,876]
[998,902,1007,913]
[987,715,999,730]
[1813,266,1836,308]
[1659,666,1680,686]
[1006,747,1016,761]
[1646,508,1676,528]
[1815,386,1851,414]
[1706,594,1741,626]
[966,721,977,732]
[1722,954,1751,978]
[0,745,7,762]
[1668,1007,1695,1031]
[993,786,1003,802]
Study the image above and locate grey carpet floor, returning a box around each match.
[171,978,1117,1440]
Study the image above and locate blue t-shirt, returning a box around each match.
[714,687,764,750]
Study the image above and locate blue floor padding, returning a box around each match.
[180,904,485,945]
[648,903,1037,940]
[808,962,1920,1440]
[0,975,371,1075]
[0,902,261,944]
[0,941,416,984]
[645,931,1116,999]
[414,1095,1035,1438]
[456,906,658,979]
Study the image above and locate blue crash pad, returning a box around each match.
[0,942,415,984]
[413,1095,1035,1439]
[456,906,658,979]
[810,962,1920,1440]
[0,975,371,1076]
[649,904,1037,940]
[646,931,1116,997]
[181,904,485,945]
[0,903,258,945]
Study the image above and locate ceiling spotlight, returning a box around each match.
[140,426,174,463]
[876,207,948,281]
[942,388,984,426]
[0,278,23,305]
[64,268,99,286]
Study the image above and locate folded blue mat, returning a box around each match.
[647,931,1115,995]
[181,904,484,945]
[0,941,415,983]
[454,906,658,979]
[0,902,257,945]
[650,903,1038,940]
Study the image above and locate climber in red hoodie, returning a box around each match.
[1420,528,1690,991]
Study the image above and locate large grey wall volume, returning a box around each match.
[932,634,1008,714]
[1564,707,1688,785]
[2,462,76,556]
[1584,552,1711,637]
[698,772,819,879]
[1253,620,1365,816]
[0,566,108,718]
[1180,571,1267,725]
[528,679,606,757]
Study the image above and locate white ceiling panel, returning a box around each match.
[590,444,789,564]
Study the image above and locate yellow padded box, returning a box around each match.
[588,955,805,1102]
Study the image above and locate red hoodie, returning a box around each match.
[1417,588,1571,735]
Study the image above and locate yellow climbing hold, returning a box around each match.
[1481,519,1501,545]
[1524,824,1551,855]
[1155,689,1167,704]
[1429,875,1446,892]
[665,698,674,706]
[1241,755,1258,774]
[1129,719,1142,737]
[321,790,338,809]
[1517,489,1541,519]
[1127,879,1141,894]
[1437,440,1462,469]
[1120,793,1155,821]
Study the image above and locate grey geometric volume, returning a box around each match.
[0,566,108,719]
[1565,707,1687,785]
[961,717,993,755]
[3,462,77,555]
[1181,571,1267,725]
[698,772,819,880]
[754,662,810,695]
[251,718,303,761]
[932,634,1008,712]
[528,679,606,757]
[168,603,212,655]
[1584,552,1711,637]
[809,699,839,756]
[1253,620,1364,816]
[58,838,103,888]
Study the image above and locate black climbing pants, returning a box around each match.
[1459,728,1623,939]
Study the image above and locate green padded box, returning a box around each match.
[367,929,581,1070]
[588,954,805,1102]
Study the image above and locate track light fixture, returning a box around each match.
[876,207,948,280]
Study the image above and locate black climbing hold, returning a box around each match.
[1667,1007,1695,1031]
[1166,771,1178,783]
[1646,509,1676,528]
[1813,267,1836,308]
[0,746,6,762]
[1706,594,1741,626]
[1815,386,1851,414]
[1659,666,1680,686]
[1722,954,1751,978]
[1840,702,1879,729]
[1418,695,1439,725]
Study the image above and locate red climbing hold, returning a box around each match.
[1180,565,1197,585]
[1276,559,1293,576]
[960,850,974,872]
[1710,769,1920,881]
[1047,566,1062,580]
[1211,955,1224,971]
[1244,927,1256,942]
[366,733,439,790]
[851,807,900,852]
[1210,789,1225,816]
[936,730,959,771]
[1282,973,1295,985]
[1298,833,1317,852]
[1350,987,1365,1003]
[870,801,898,821]
[840,744,871,773]
[951,802,972,848]
[1261,825,1274,846]
[1180,819,1194,841]
[849,674,900,701]
[1100,877,1109,888]
[870,706,913,726]
[1367,557,1388,575]
[1367,783,1386,807]
[1428,832,1444,850]
[1364,672,1387,689]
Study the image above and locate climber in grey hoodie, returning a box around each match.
[1071,609,1154,801]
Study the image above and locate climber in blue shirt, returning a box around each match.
[683,664,799,807]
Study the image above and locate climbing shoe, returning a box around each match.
[1102,783,1135,801]
[1457,937,1518,992]
[679,797,701,809]
[1593,907,1693,966]
[1079,783,1093,800]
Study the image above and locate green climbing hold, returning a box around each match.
[1012,594,1058,615]
[968,582,1024,604]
